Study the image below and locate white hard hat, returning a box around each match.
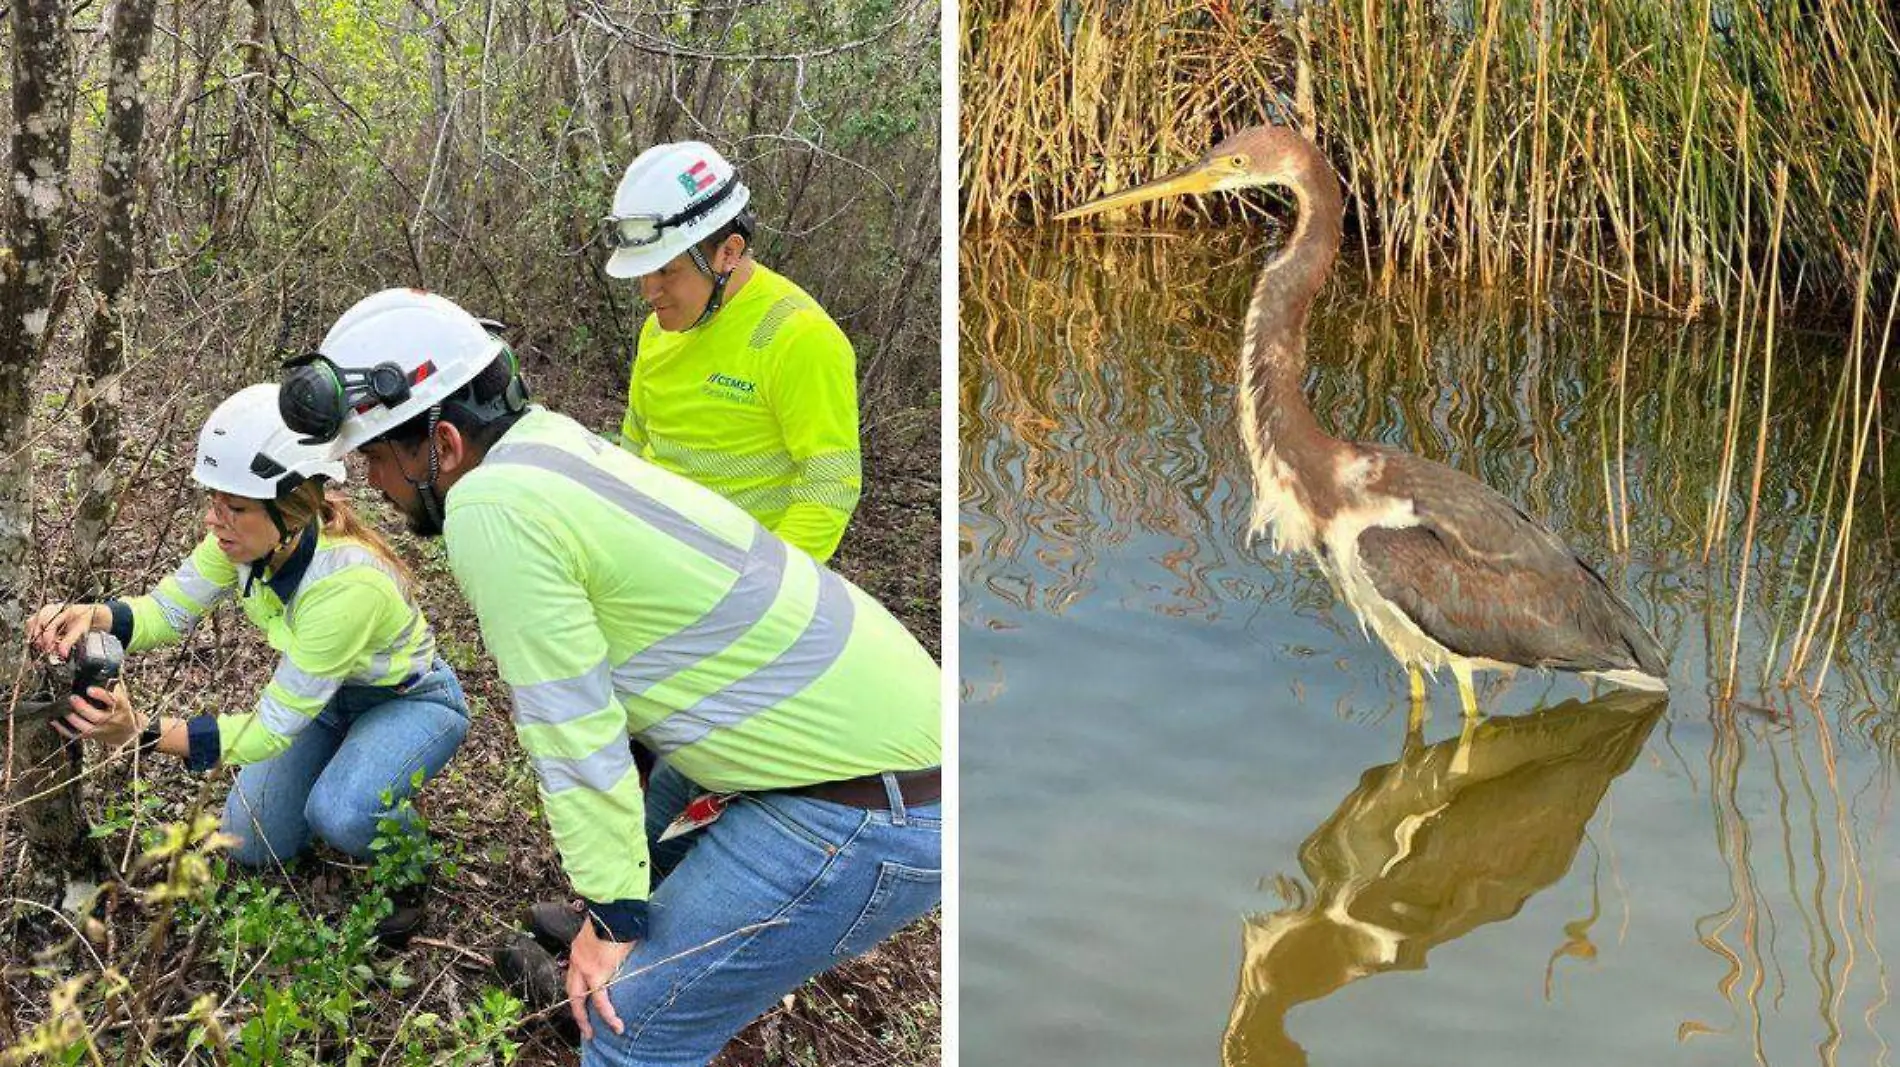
[601,141,752,279]
[285,288,514,454]
[193,384,346,499]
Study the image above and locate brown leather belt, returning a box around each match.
[787,767,940,810]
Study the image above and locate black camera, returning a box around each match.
[11,632,126,732]
[69,632,124,709]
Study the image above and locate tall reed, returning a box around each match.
[960,0,1287,228]
[964,0,1900,319]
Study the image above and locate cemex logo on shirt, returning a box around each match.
[703,371,760,405]
[678,161,718,197]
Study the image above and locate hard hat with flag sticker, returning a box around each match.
[601,142,752,280]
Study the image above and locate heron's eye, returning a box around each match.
[1230,155,1247,169]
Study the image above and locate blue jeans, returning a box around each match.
[222,663,470,867]
[583,762,943,1067]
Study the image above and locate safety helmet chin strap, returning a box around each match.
[408,404,448,531]
[686,245,736,328]
[243,501,306,596]
[261,500,290,545]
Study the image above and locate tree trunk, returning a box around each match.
[874,168,940,383]
[70,0,161,593]
[687,4,740,130]
[769,146,823,264]
[651,1,723,144]
[213,0,273,240]
[3,0,95,896]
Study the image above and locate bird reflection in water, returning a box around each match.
[1223,690,1666,1066]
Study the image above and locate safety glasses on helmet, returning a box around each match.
[597,176,741,250]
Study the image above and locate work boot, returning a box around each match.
[373,872,431,949]
[527,897,586,955]
[492,933,580,1046]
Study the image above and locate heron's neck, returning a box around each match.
[1238,151,1344,482]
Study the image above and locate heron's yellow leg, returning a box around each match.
[1404,666,1428,752]
[1451,660,1480,719]
[1450,712,1480,776]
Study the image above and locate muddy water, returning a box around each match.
[959,232,1900,1067]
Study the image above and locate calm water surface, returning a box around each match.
[959,233,1900,1066]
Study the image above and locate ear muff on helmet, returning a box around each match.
[440,344,530,425]
[279,353,430,444]
[498,345,530,413]
[279,358,346,444]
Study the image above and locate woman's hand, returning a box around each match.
[54,682,144,749]
[26,603,109,658]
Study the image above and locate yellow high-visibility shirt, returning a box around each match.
[449,406,939,937]
[112,529,436,769]
[619,265,862,562]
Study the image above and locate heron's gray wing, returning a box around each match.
[1356,448,1665,674]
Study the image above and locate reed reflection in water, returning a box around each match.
[960,232,1900,1066]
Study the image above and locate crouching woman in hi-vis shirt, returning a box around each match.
[29,384,470,944]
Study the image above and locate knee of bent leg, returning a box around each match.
[222,802,296,869]
[303,785,386,859]
[221,816,276,869]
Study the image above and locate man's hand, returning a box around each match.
[567,918,635,1041]
[53,682,143,748]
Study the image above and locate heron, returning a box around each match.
[1057,125,1669,719]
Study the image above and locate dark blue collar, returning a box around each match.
[260,524,318,602]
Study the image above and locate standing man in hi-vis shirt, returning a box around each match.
[277,288,940,1065]
[602,142,862,563]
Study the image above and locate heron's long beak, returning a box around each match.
[1054,159,1224,221]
